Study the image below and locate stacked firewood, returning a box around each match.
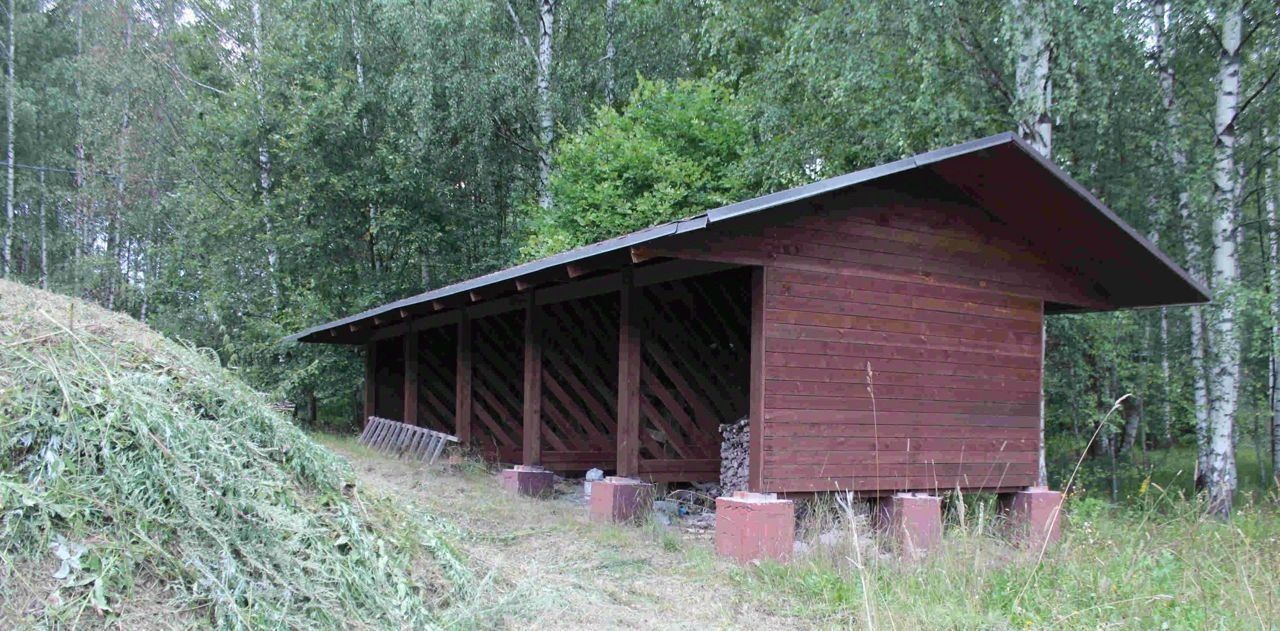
[719,417,750,494]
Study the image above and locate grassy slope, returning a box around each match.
[0,280,471,629]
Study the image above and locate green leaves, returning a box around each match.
[526,78,748,257]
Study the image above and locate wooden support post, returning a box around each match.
[748,266,766,491]
[616,269,642,477]
[522,292,543,466]
[455,314,473,443]
[403,332,419,426]
[363,341,377,427]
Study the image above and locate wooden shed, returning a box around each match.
[290,133,1208,495]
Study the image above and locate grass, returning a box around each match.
[0,280,475,629]
[733,488,1280,629]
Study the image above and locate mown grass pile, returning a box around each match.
[0,280,468,629]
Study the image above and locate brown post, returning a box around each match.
[363,341,377,427]
[455,314,473,443]
[748,266,766,491]
[616,270,641,477]
[522,292,543,465]
[403,332,419,426]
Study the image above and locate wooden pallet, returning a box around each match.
[358,416,459,465]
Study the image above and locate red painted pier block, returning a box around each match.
[715,492,795,564]
[589,477,653,523]
[999,487,1064,548]
[875,493,942,559]
[499,465,555,497]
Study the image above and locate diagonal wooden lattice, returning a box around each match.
[415,326,457,434]
[537,294,619,472]
[470,310,524,462]
[638,267,751,482]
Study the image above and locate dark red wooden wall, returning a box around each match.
[662,186,1098,494]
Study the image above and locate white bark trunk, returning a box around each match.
[1012,0,1051,157]
[604,0,617,107]
[109,0,132,312]
[1267,130,1279,482]
[1011,0,1053,486]
[38,163,47,290]
[1154,0,1210,471]
[73,0,86,291]
[536,0,555,210]
[251,0,280,306]
[4,0,14,278]
[1206,0,1242,518]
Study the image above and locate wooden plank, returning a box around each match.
[749,266,765,491]
[403,333,419,426]
[456,315,472,443]
[616,271,641,477]
[522,293,542,466]
[363,342,377,426]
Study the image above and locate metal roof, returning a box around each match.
[288,132,1210,344]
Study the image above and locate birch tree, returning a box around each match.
[1268,130,1279,482]
[1011,0,1052,157]
[251,0,280,306]
[1153,0,1210,460]
[1205,0,1243,518]
[1010,0,1052,485]
[536,0,555,210]
[4,0,14,278]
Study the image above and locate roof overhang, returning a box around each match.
[288,132,1209,345]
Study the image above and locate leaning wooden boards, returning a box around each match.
[358,416,459,465]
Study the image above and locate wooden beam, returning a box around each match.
[748,266,766,491]
[634,260,741,287]
[363,341,377,427]
[631,245,766,267]
[455,314,473,443]
[536,272,621,306]
[467,295,524,319]
[522,292,543,466]
[403,332,419,426]
[616,270,642,477]
[566,262,592,278]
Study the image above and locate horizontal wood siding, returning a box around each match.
[660,189,1058,493]
[762,196,1045,493]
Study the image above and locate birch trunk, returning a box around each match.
[349,1,379,275]
[536,0,555,211]
[109,1,133,312]
[251,0,280,307]
[1206,0,1242,518]
[604,0,617,107]
[1154,0,1210,469]
[1012,0,1051,157]
[1011,0,1052,485]
[4,0,14,278]
[73,0,87,293]
[1267,131,1279,483]
[38,157,47,290]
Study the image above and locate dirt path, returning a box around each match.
[330,441,808,630]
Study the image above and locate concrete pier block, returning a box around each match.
[588,477,653,523]
[999,487,1064,548]
[499,465,555,497]
[874,493,942,559]
[715,492,794,564]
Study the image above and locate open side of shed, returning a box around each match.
[290,133,1208,496]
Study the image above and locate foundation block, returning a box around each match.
[499,465,555,497]
[589,477,653,523]
[999,487,1063,547]
[715,491,794,564]
[874,493,942,559]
